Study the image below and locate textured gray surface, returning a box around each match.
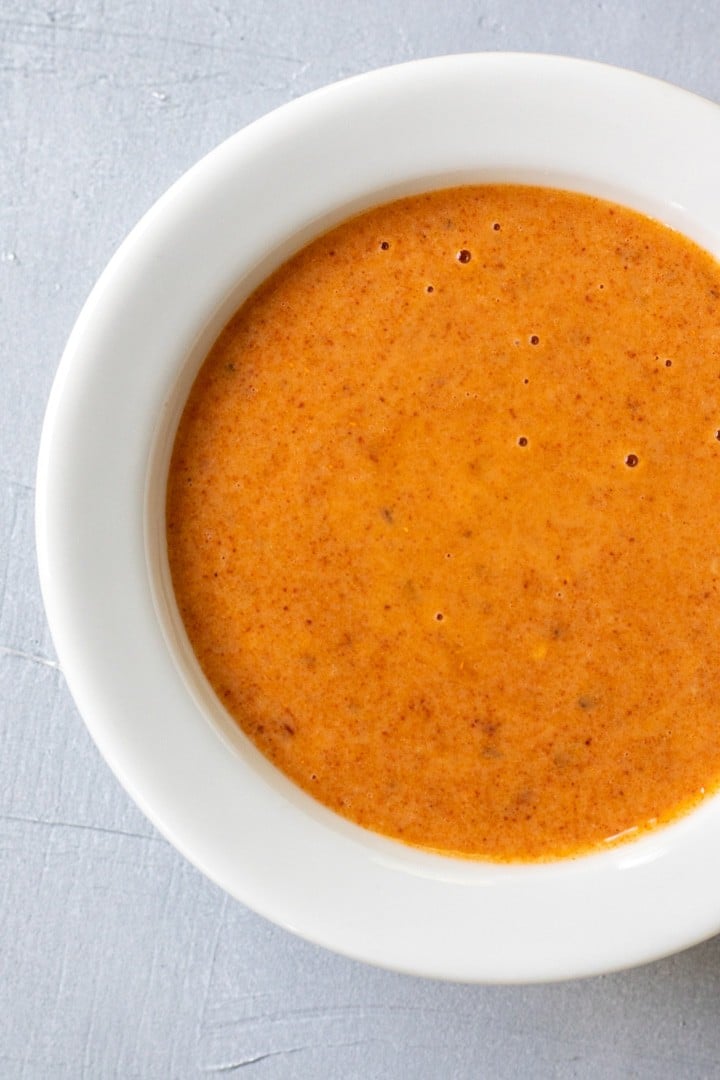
[4,1,720,1076]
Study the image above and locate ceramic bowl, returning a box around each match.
[36,53,720,982]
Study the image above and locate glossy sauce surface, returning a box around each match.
[167,185,720,860]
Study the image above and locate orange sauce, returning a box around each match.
[167,185,720,860]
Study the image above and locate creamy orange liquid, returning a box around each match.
[167,185,720,861]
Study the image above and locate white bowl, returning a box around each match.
[36,53,720,983]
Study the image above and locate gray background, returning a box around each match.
[4,1,720,1076]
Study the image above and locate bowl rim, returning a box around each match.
[36,52,720,983]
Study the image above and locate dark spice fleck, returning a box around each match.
[530,334,540,345]
[457,249,472,263]
[625,453,639,467]
[517,436,528,447]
